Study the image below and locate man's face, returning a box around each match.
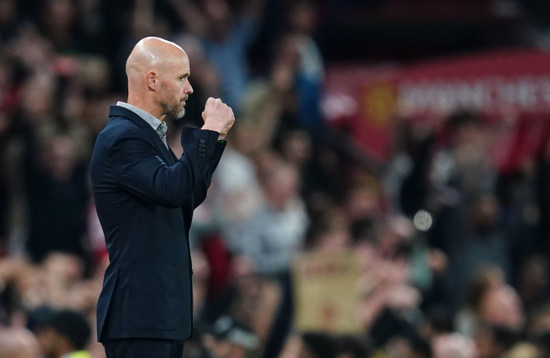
[158,53,193,120]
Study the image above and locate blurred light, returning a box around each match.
[413,210,433,232]
[322,94,358,121]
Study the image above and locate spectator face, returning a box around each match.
[42,0,77,38]
[345,186,380,223]
[280,131,312,166]
[0,328,41,358]
[35,326,59,357]
[433,333,476,358]
[470,195,499,233]
[204,0,232,40]
[261,163,299,210]
[157,52,193,120]
[0,0,16,27]
[378,216,415,260]
[11,28,53,70]
[21,74,55,119]
[43,252,84,284]
[479,285,524,330]
[288,1,318,35]
[386,336,416,358]
[210,341,247,358]
[276,35,302,70]
[454,122,483,148]
[42,136,76,181]
[312,209,351,250]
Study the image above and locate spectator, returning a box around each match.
[203,315,259,358]
[385,333,432,358]
[478,284,524,331]
[168,0,265,111]
[454,265,504,337]
[448,194,511,307]
[285,0,325,142]
[34,309,92,358]
[280,332,338,358]
[24,134,90,264]
[475,324,518,358]
[335,335,371,358]
[1,2,550,358]
[37,0,81,53]
[432,333,476,358]
[232,158,307,275]
[0,327,40,358]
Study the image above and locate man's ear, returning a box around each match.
[146,71,158,91]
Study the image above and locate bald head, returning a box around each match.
[126,37,186,79]
[0,328,40,358]
[125,37,193,121]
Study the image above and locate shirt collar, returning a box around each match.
[116,101,167,133]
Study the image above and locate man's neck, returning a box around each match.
[126,96,163,121]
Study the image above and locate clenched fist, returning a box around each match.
[201,97,235,140]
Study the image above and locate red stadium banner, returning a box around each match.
[324,49,550,169]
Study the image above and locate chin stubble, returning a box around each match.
[161,102,186,120]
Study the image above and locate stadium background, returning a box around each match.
[2,0,550,357]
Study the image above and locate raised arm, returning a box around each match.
[112,127,220,208]
[164,0,209,37]
[112,97,234,208]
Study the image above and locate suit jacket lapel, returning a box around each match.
[109,106,175,165]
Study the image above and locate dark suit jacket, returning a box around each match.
[90,106,225,341]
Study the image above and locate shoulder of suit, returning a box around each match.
[99,116,149,141]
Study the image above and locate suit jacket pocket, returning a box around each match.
[129,265,184,330]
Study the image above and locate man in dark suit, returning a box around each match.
[90,36,235,358]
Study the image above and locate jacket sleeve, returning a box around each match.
[192,140,226,208]
[111,127,220,208]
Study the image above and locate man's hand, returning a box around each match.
[201,97,235,140]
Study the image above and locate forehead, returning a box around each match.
[167,52,190,72]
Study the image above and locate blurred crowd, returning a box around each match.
[1,0,550,358]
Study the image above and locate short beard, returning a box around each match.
[161,102,186,120]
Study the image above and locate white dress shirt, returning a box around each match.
[117,101,168,148]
